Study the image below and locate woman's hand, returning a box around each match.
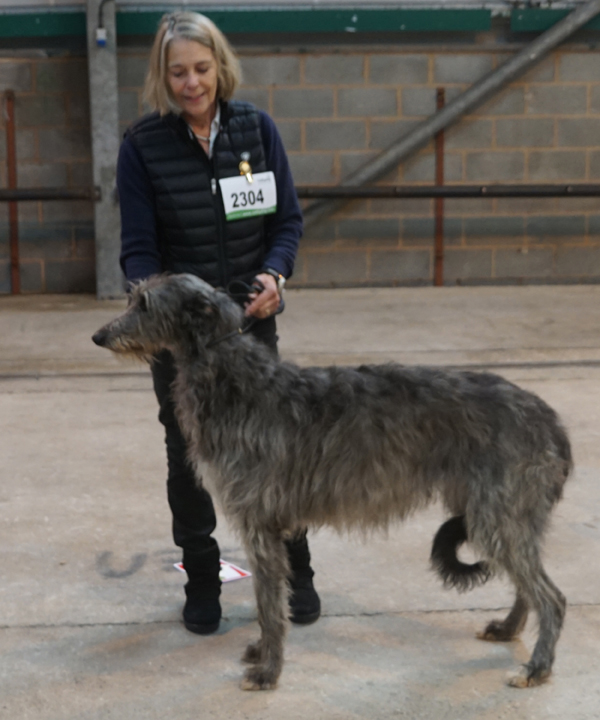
[244,273,281,318]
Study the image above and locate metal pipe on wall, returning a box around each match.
[303,0,600,227]
[295,184,600,199]
[4,184,600,203]
[4,90,19,294]
[434,88,445,288]
[0,188,99,202]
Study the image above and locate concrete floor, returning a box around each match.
[1,285,600,719]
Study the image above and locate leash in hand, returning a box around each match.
[206,278,283,349]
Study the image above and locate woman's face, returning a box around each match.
[167,38,218,125]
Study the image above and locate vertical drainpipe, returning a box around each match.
[434,88,445,288]
[86,0,124,299]
[4,90,19,294]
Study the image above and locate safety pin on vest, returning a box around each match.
[239,152,253,184]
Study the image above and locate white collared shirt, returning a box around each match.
[187,104,220,158]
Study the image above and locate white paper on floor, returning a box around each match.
[174,559,252,582]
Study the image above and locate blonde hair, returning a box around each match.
[144,12,241,115]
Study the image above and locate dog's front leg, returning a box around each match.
[241,528,290,691]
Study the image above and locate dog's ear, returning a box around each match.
[138,290,152,312]
[181,292,217,326]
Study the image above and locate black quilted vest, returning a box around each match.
[127,101,267,287]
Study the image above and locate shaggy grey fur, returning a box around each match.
[92,273,572,691]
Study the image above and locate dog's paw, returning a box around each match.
[477,620,516,642]
[241,640,263,665]
[507,665,550,688]
[241,666,278,691]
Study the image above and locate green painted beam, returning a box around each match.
[0,12,86,38]
[117,9,492,35]
[0,8,491,39]
[511,7,600,32]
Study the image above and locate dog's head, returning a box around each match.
[91,273,243,358]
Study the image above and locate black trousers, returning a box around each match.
[151,316,278,561]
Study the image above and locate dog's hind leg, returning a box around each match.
[506,566,566,688]
[477,592,529,642]
[240,527,290,691]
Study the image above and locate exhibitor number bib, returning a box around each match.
[219,172,277,221]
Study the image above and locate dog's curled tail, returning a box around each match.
[430,515,490,593]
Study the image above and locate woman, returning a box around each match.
[117,11,319,635]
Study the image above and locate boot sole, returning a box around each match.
[184,618,220,635]
[290,610,321,625]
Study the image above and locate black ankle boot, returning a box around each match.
[182,548,222,635]
[285,531,321,625]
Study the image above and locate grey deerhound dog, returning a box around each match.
[92,273,572,691]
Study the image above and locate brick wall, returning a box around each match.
[229,50,600,287]
[4,46,600,292]
[0,56,95,293]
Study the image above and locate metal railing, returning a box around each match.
[0,188,99,202]
[295,184,600,199]
[4,181,600,294]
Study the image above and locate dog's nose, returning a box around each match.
[92,328,108,347]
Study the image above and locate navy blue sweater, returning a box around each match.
[117,109,302,283]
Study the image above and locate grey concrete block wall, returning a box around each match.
[337,88,398,118]
[402,153,463,183]
[305,121,366,151]
[496,119,554,148]
[402,86,463,118]
[443,249,493,283]
[370,249,431,283]
[556,246,600,275]
[559,53,600,82]
[18,163,68,188]
[0,260,42,293]
[233,88,269,113]
[478,87,525,116]
[495,248,554,278]
[240,56,300,86]
[465,152,525,182]
[305,56,364,85]
[369,120,418,150]
[15,96,67,127]
[527,85,587,115]
[118,90,140,126]
[433,54,493,84]
[38,128,91,161]
[304,250,367,285]
[445,120,493,150]
[337,218,400,244]
[36,59,88,91]
[528,151,587,181]
[526,215,586,239]
[287,153,335,185]
[339,151,378,179]
[273,88,334,118]
[116,55,148,89]
[369,55,429,85]
[272,120,301,152]
[519,57,556,84]
[558,118,600,147]
[8,45,600,292]
[464,216,525,241]
[0,61,33,92]
[0,56,95,293]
